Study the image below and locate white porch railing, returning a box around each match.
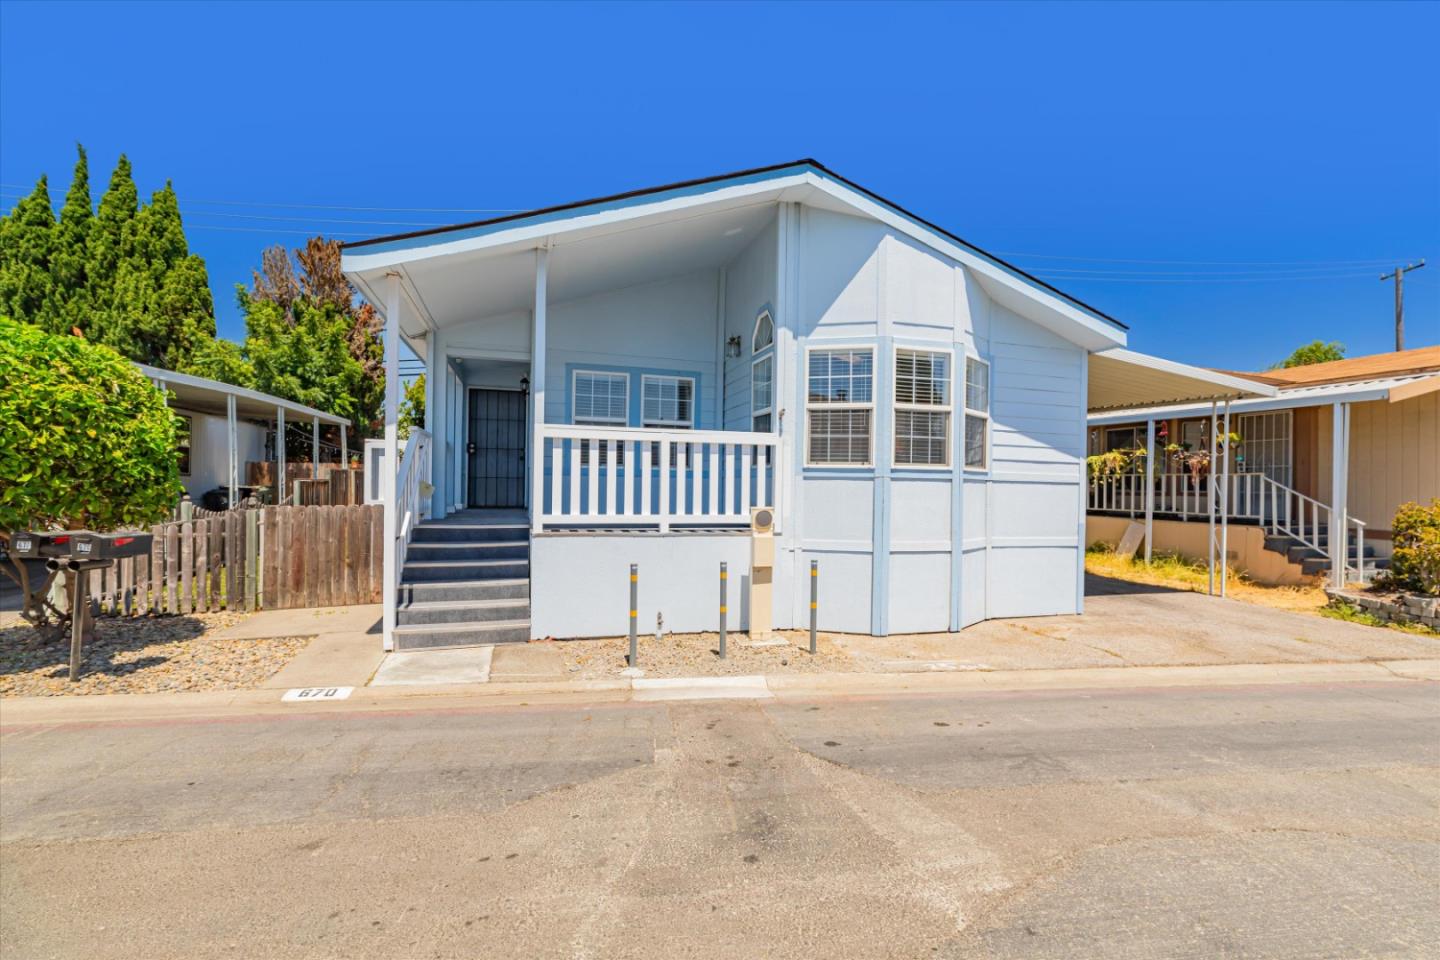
[538,424,777,530]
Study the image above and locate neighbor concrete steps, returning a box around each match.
[394,510,531,650]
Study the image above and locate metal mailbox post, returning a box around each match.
[17,532,154,681]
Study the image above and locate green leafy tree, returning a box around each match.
[241,238,383,436]
[0,176,56,327]
[400,374,425,437]
[1274,340,1345,369]
[0,318,182,629]
[186,337,255,388]
[241,290,364,421]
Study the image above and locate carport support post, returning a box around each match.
[1330,401,1349,589]
[1143,418,1155,564]
[1220,400,1231,597]
[226,393,238,508]
[312,416,320,478]
[1207,401,1217,596]
[276,407,286,501]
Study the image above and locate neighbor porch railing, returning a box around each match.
[538,424,777,530]
[1088,469,1370,582]
[1087,471,1267,522]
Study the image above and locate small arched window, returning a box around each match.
[752,310,774,354]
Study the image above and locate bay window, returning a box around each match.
[806,347,874,466]
[894,348,951,467]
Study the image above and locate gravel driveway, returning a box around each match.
[0,612,309,697]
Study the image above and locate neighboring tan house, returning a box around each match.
[341,159,1274,651]
[1087,346,1440,584]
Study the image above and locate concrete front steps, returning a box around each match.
[1262,525,1390,581]
[394,510,531,650]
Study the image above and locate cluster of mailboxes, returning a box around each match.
[9,531,154,570]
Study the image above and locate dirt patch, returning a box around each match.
[0,612,310,697]
[554,631,858,680]
[1084,549,1329,615]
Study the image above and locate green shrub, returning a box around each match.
[1388,499,1440,595]
[0,316,181,534]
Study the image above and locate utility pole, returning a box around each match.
[1379,260,1425,351]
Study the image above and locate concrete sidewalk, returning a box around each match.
[4,658,1437,728]
[212,604,386,691]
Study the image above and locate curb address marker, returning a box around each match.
[282,686,354,703]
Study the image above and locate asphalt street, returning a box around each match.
[2,680,1437,959]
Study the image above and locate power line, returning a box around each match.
[1029,272,1383,284]
[1000,252,1412,266]
[1031,265,1394,278]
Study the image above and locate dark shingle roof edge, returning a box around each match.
[341,159,1127,331]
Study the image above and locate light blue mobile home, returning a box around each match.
[342,161,1246,651]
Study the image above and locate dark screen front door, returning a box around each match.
[467,388,527,508]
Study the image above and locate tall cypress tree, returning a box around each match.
[0,175,57,328]
[50,145,93,330]
[83,154,139,348]
[4,148,222,374]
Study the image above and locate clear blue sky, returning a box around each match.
[3,0,1436,371]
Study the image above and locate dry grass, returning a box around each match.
[1085,546,1329,615]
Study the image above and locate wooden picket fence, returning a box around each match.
[86,503,383,616]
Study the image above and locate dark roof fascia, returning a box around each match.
[343,158,1126,331]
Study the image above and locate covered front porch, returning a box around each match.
[347,187,791,646]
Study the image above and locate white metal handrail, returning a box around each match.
[538,424,778,531]
[394,429,430,594]
[1259,475,1368,582]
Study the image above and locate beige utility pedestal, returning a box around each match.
[750,507,774,639]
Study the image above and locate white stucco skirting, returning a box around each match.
[530,533,753,639]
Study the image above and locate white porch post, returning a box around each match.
[1143,417,1155,564]
[312,416,320,478]
[1207,401,1217,596]
[340,422,348,469]
[426,332,440,518]
[1330,401,1349,589]
[226,393,238,507]
[382,272,402,650]
[1220,399,1231,597]
[427,331,444,518]
[530,246,549,534]
[454,367,465,511]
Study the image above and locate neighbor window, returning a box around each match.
[175,415,192,476]
[806,347,874,466]
[894,348,951,467]
[964,356,990,470]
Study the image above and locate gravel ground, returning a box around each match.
[558,630,858,679]
[0,612,309,697]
